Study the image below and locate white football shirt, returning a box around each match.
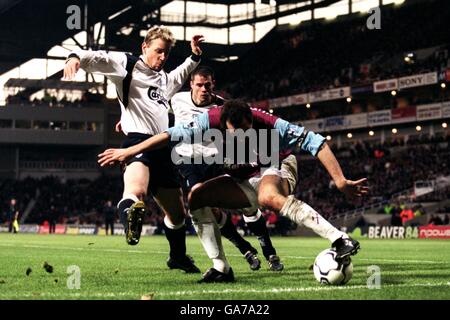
[70,49,200,135]
[170,91,224,159]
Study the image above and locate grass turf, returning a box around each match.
[0,233,449,300]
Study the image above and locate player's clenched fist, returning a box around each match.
[62,57,80,80]
[191,35,205,56]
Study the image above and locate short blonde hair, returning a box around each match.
[144,26,176,47]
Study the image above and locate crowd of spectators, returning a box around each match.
[215,0,450,102]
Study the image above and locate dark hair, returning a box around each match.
[220,99,253,129]
[191,66,215,81]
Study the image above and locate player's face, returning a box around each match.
[225,118,253,133]
[142,38,171,71]
[190,75,215,106]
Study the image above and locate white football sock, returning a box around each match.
[243,209,262,223]
[280,195,346,243]
[190,207,230,273]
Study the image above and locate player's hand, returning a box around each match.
[62,58,80,80]
[97,148,132,167]
[191,35,205,56]
[336,178,369,199]
[115,121,122,133]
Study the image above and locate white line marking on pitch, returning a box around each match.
[0,242,448,265]
[156,282,450,297]
[0,282,448,299]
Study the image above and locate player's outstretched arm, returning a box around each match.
[275,118,368,199]
[166,35,205,99]
[316,143,369,199]
[62,50,127,81]
[97,132,171,167]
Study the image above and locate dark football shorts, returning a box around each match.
[121,132,181,194]
[177,162,226,191]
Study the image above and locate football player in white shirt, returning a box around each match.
[63,26,202,273]
[171,66,284,272]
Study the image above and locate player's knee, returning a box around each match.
[187,183,205,210]
[258,192,284,211]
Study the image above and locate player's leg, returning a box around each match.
[188,175,256,282]
[242,209,282,271]
[149,150,201,273]
[153,187,200,273]
[214,209,261,271]
[240,156,302,271]
[180,163,260,271]
[235,176,284,271]
[258,175,359,259]
[118,161,148,245]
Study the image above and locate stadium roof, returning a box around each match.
[0,0,170,75]
[0,0,340,76]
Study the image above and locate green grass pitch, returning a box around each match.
[0,233,449,300]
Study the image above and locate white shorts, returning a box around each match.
[234,155,298,216]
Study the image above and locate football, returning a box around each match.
[313,249,353,285]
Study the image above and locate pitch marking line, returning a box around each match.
[0,282,449,298]
[0,243,448,265]
[156,281,450,297]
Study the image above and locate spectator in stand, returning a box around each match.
[5,198,19,233]
[103,200,116,235]
[12,211,20,233]
[48,205,58,234]
[413,204,425,217]
[383,203,394,215]
[390,206,403,226]
[400,205,414,226]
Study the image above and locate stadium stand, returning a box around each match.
[216,0,450,101]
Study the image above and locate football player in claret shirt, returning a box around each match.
[99,100,368,282]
